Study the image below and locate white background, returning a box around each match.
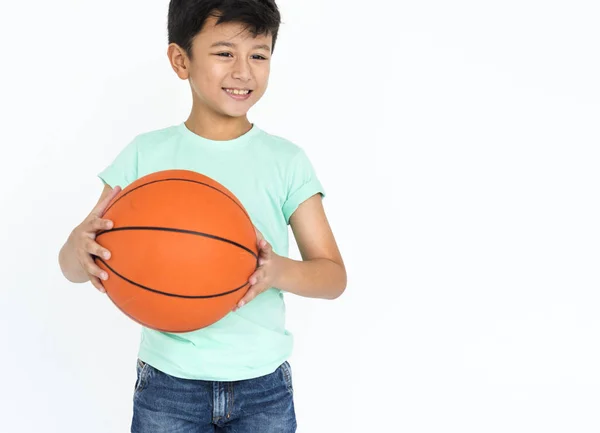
[0,1,599,432]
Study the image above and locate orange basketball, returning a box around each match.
[94,169,258,333]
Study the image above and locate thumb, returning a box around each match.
[91,185,122,218]
[255,226,264,242]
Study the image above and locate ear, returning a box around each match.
[167,43,190,80]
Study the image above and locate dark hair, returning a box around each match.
[168,0,281,59]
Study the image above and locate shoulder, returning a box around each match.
[129,124,180,149]
[253,127,308,164]
[254,128,321,194]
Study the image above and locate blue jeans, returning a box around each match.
[131,359,297,432]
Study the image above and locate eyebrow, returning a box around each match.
[209,41,271,52]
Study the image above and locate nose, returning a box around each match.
[231,58,252,82]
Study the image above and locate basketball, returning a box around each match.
[94,169,258,333]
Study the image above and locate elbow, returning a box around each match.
[329,287,345,300]
[328,268,347,300]
[58,251,72,282]
[58,249,87,284]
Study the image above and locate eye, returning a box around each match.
[215,52,268,60]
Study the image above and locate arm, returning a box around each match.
[58,183,121,291]
[276,194,346,299]
[234,194,346,310]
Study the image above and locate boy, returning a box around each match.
[58,1,346,432]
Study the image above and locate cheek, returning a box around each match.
[253,66,271,92]
[191,63,225,94]
[259,63,271,81]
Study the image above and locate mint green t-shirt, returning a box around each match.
[97,122,324,381]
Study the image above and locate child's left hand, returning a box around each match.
[233,227,283,311]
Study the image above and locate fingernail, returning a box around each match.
[103,252,111,260]
[102,272,108,280]
[106,221,113,229]
[239,301,245,308]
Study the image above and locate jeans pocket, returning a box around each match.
[134,359,150,395]
[280,361,294,396]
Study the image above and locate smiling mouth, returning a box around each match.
[223,88,253,96]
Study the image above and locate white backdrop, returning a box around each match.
[1,1,599,432]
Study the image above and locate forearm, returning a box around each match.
[274,256,346,300]
[58,232,88,283]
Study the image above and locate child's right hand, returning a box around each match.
[70,185,121,292]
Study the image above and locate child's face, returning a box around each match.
[186,16,272,119]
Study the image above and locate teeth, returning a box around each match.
[225,88,250,95]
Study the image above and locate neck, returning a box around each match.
[185,103,252,141]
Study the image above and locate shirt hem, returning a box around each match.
[136,348,292,382]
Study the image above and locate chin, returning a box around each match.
[218,93,259,117]
[220,103,254,119]
[220,109,250,119]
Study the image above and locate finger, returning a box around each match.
[248,268,265,286]
[91,185,122,218]
[235,288,258,310]
[89,276,106,293]
[254,227,264,242]
[259,240,271,254]
[85,238,111,260]
[258,247,271,266]
[235,281,268,310]
[233,273,262,311]
[82,253,109,281]
[90,217,114,231]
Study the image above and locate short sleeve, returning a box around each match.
[282,149,325,224]
[97,137,139,189]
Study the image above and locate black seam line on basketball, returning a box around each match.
[103,289,199,333]
[96,226,258,259]
[104,177,251,222]
[97,257,252,299]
